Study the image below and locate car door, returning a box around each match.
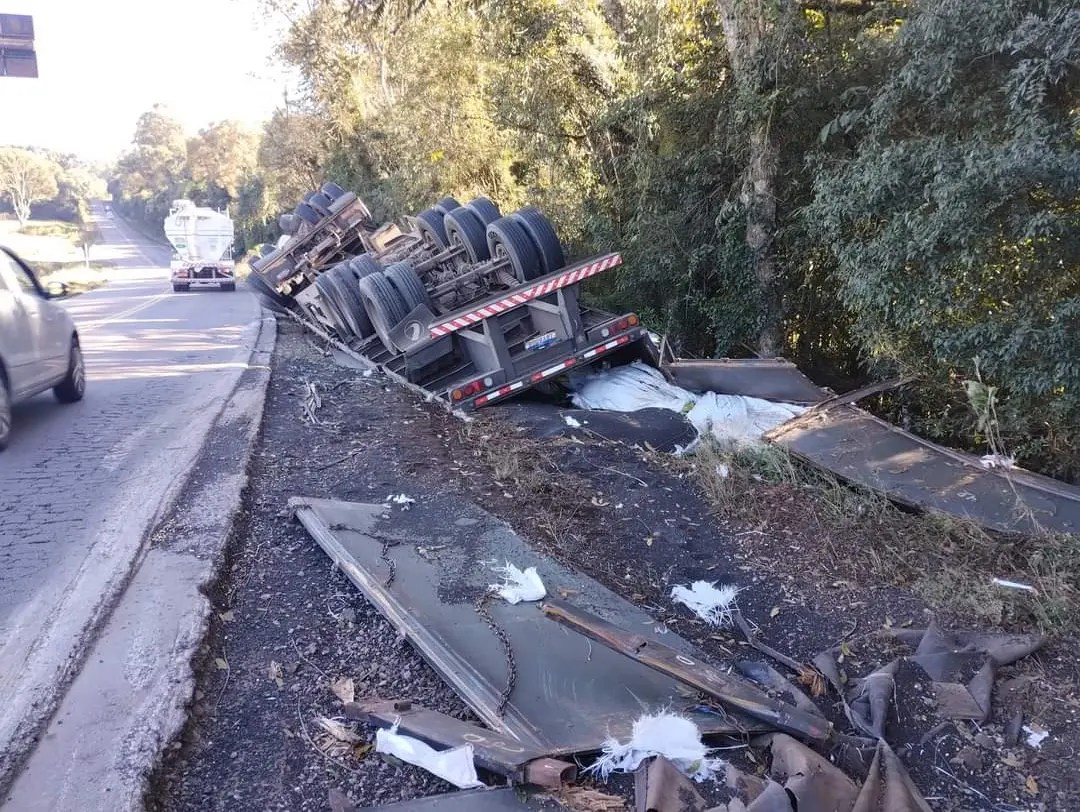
[6,252,70,382]
[0,249,42,397]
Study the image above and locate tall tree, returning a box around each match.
[187,120,261,205]
[0,147,60,225]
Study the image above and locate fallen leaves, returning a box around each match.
[269,660,284,689]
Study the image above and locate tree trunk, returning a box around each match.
[716,0,784,357]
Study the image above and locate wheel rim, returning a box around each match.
[71,344,85,395]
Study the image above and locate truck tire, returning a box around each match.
[349,254,383,279]
[511,207,565,276]
[279,213,300,235]
[444,207,490,263]
[487,217,542,283]
[0,375,11,452]
[358,272,409,352]
[434,196,461,216]
[466,197,501,225]
[415,208,449,250]
[246,273,290,312]
[385,262,430,310]
[307,191,334,216]
[294,202,321,226]
[321,181,347,201]
[328,265,373,338]
[220,282,236,292]
[314,274,354,338]
[336,262,376,338]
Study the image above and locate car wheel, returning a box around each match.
[0,375,11,451]
[54,338,86,404]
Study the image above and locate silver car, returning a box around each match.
[0,246,85,450]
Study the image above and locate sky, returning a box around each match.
[0,0,297,163]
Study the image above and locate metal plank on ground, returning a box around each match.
[290,494,761,757]
[765,404,1080,535]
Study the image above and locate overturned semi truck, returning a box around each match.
[248,184,657,410]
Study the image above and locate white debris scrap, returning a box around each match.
[385,494,416,510]
[980,453,1016,470]
[671,581,741,626]
[489,562,547,604]
[569,361,805,449]
[563,414,583,428]
[992,577,1038,594]
[588,712,723,782]
[1023,724,1049,749]
[375,724,483,789]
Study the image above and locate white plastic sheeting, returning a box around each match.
[569,362,805,449]
[375,724,484,788]
[488,562,547,604]
[588,712,723,782]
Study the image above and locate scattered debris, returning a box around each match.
[374,723,484,790]
[489,562,547,604]
[670,581,740,626]
[563,415,583,428]
[633,756,707,812]
[992,577,1038,594]
[385,494,417,510]
[1024,724,1049,749]
[588,713,722,782]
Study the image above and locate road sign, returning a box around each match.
[0,14,37,78]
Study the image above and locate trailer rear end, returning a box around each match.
[249,186,657,410]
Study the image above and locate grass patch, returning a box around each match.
[684,442,1080,634]
[37,262,110,295]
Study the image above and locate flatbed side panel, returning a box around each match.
[766,404,1080,535]
[665,358,828,405]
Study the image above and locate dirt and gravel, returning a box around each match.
[148,318,1080,812]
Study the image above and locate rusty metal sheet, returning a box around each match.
[359,788,568,811]
[765,404,1080,535]
[664,358,828,404]
[291,495,760,758]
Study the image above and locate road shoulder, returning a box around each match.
[2,313,276,812]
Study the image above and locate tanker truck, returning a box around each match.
[164,199,236,292]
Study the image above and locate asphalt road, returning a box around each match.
[0,204,262,787]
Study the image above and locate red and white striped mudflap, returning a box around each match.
[429,253,623,339]
[472,333,634,407]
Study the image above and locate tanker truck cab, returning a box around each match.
[165,200,236,292]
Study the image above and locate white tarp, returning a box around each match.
[569,362,805,448]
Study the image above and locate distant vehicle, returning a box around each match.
[0,246,85,450]
[164,200,236,292]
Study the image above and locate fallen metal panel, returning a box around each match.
[664,358,828,404]
[292,495,759,757]
[359,788,567,811]
[766,404,1080,535]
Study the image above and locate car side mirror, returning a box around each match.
[46,280,70,299]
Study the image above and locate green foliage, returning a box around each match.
[809,0,1080,478]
